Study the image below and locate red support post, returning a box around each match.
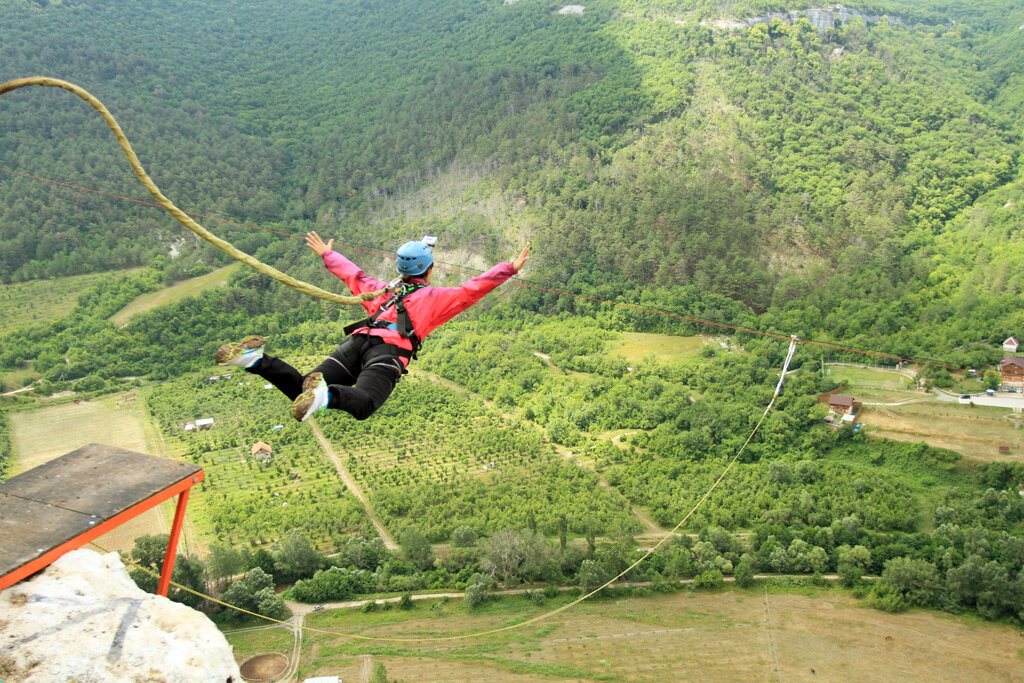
[158,488,191,597]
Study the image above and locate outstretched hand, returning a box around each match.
[305,231,334,256]
[512,242,531,273]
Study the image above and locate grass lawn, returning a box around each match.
[8,393,152,473]
[607,332,717,365]
[110,263,239,327]
[293,587,1024,681]
[827,364,917,391]
[7,391,170,553]
[852,388,930,404]
[0,364,39,393]
[223,626,294,665]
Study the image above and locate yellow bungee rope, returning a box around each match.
[0,76,382,305]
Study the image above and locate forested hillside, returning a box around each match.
[2,0,1022,357]
[5,0,1024,630]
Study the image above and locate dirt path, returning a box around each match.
[412,368,518,420]
[274,575,849,619]
[308,420,398,550]
[359,654,373,683]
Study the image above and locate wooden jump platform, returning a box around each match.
[0,443,204,595]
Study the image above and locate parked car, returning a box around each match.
[312,604,324,612]
[959,394,972,404]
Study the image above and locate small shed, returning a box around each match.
[828,395,855,415]
[250,441,273,462]
[195,417,215,431]
[250,441,272,456]
[1004,337,1020,353]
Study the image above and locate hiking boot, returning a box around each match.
[215,335,266,368]
[292,372,329,421]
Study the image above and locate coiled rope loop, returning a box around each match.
[0,76,382,305]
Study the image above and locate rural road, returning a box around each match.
[245,574,857,622]
[933,389,1024,409]
[308,420,398,550]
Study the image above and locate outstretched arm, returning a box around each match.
[308,231,389,301]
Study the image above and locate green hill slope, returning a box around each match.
[2,0,1021,356]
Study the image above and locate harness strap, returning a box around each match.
[343,283,425,358]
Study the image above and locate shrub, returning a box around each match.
[693,569,725,589]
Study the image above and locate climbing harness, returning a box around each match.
[343,280,426,358]
[0,76,383,306]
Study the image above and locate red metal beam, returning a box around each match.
[158,487,192,596]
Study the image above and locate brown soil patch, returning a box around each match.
[240,653,288,681]
[861,406,1024,462]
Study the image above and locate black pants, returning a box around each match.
[249,335,404,420]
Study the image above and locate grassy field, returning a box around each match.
[224,626,294,665]
[9,394,152,473]
[0,364,39,393]
[826,364,1024,462]
[288,587,1024,681]
[607,332,720,365]
[862,401,1024,462]
[110,262,239,327]
[7,392,171,553]
[0,270,132,334]
[826,364,917,391]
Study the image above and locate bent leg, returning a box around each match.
[329,356,403,420]
[310,336,364,387]
[247,355,304,401]
[251,337,364,403]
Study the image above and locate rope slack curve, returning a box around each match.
[0,76,382,305]
[91,341,800,644]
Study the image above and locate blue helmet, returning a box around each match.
[396,240,434,276]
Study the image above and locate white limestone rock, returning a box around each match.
[0,549,240,682]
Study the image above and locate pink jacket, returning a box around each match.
[322,250,516,363]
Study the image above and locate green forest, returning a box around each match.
[3,0,1024,632]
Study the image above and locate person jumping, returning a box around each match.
[215,232,530,421]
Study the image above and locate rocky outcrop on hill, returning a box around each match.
[705,4,905,32]
[0,549,240,682]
